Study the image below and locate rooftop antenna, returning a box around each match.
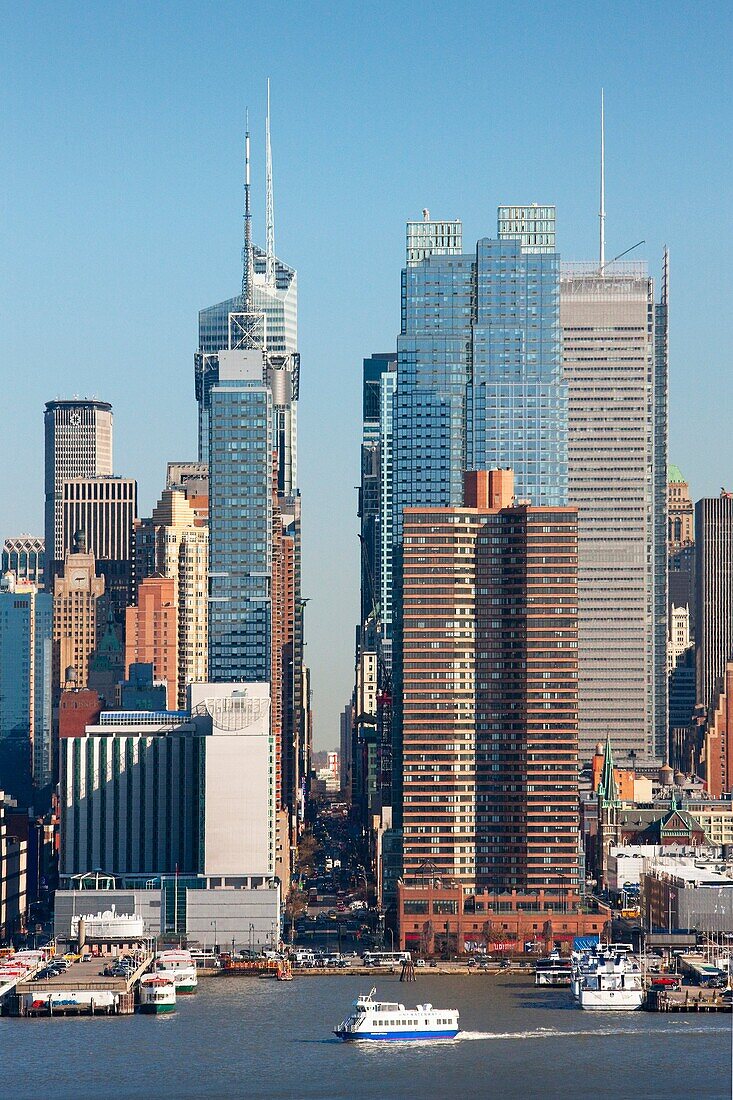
[242,108,253,310]
[265,78,275,288]
[599,88,606,273]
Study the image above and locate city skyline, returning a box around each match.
[2,3,731,748]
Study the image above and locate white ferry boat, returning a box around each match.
[139,974,176,1014]
[154,950,197,994]
[578,953,644,1010]
[334,988,459,1041]
[535,950,573,986]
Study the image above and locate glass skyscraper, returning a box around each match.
[208,351,273,684]
[0,576,52,804]
[196,247,298,488]
[393,206,566,550]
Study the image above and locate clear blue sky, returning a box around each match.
[1,1,730,749]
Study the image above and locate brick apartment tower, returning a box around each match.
[401,469,579,903]
[125,575,178,710]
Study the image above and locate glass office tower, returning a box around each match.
[470,213,566,505]
[0,576,52,804]
[393,206,566,546]
[208,351,273,684]
[196,247,297,481]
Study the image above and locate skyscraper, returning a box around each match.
[695,493,733,714]
[195,95,299,495]
[208,351,273,685]
[2,536,45,587]
[44,399,113,574]
[393,206,566,552]
[560,101,669,764]
[135,488,209,707]
[0,574,53,803]
[561,259,668,763]
[359,353,396,626]
[199,101,306,820]
[400,469,579,900]
[52,532,105,697]
[390,206,567,847]
[61,476,137,619]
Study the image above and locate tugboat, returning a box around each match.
[334,988,459,1041]
[139,974,177,1014]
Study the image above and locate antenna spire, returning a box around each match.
[265,78,275,288]
[242,108,253,310]
[599,88,606,273]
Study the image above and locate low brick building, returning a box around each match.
[397,879,609,956]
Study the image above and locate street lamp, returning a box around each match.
[211,920,218,954]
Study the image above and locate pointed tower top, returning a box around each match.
[242,108,253,311]
[265,77,275,288]
[599,88,606,273]
[598,732,620,805]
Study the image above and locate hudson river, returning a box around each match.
[4,975,729,1099]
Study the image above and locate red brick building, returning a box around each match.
[397,879,609,955]
[124,575,177,709]
[400,469,580,909]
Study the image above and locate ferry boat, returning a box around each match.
[139,974,176,1014]
[578,953,644,1011]
[535,950,573,986]
[334,988,459,1041]
[154,950,197,994]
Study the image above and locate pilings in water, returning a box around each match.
[400,960,416,982]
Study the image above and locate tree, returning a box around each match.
[285,886,308,943]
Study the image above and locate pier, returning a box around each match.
[9,954,153,1017]
[646,988,732,1013]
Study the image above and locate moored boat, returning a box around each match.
[334,988,459,1041]
[154,950,197,994]
[139,974,176,1014]
[578,952,644,1010]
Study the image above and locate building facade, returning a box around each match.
[668,464,695,624]
[61,477,137,619]
[135,488,209,708]
[2,536,45,588]
[125,576,178,711]
[359,353,397,627]
[400,469,580,903]
[700,662,733,799]
[0,576,53,802]
[0,791,27,937]
[60,682,275,879]
[695,493,733,714]
[560,257,668,763]
[208,352,273,684]
[44,399,113,575]
[52,534,105,697]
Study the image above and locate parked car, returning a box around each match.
[415,959,426,968]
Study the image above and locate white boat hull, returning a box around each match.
[579,989,644,1010]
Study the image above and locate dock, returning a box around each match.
[646,987,732,1013]
[8,954,153,1017]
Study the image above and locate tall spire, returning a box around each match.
[242,108,253,311]
[599,732,619,805]
[265,77,275,288]
[599,88,606,273]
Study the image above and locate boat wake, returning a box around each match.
[458,1024,729,1042]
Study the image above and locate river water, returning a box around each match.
[3,974,730,1099]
